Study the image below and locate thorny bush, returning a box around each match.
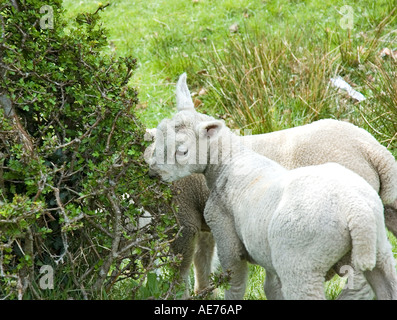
[0,0,180,299]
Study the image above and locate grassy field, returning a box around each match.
[63,0,397,136]
[62,0,397,299]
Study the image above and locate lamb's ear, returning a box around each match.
[176,73,195,112]
[196,120,224,139]
[144,128,157,142]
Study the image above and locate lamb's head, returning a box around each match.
[144,72,234,182]
[146,111,226,182]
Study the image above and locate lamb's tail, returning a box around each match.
[364,140,397,237]
[347,201,380,272]
[365,141,397,205]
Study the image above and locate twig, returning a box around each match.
[93,3,110,15]
[104,110,122,154]
[93,189,122,291]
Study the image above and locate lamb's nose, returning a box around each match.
[148,169,159,179]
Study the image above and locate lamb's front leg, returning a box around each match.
[204,204,248,300]
[223,257,248,300]
[193,231,215,294]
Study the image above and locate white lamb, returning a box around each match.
[147,109,397,299]
[144,74,397,299]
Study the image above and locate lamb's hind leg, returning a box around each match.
[277,268,326,300]
[363,246,397,300]
[334,255,375,300]
[264,271,283,300]
[271,245,325,299]
[337,268,375,300]
[193,231,215,294]
[277,268,325,300]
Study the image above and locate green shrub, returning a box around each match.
[0,0,179,299]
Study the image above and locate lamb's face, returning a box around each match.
[146,114,202,182]
[145,111,225,182]
[145,73,227,182]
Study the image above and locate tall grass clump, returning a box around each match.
[337,7,397,155]
[199,5,397,140]
[357,58,397,156]
[201,29,345,134]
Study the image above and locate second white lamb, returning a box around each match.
[148,109,397,300]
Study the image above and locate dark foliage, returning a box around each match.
[0,0,179,299]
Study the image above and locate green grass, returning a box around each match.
[63,0,274,127]
[62,0,397,148]
[62,0,397,299]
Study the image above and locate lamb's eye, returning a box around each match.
[176,150,188,156]
[176,145,188,157]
